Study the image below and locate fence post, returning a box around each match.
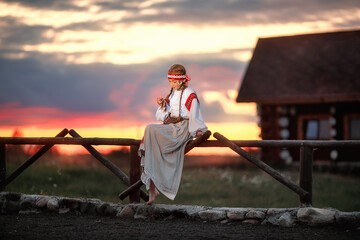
[129,145,141,203]
[0,144,5,191]
[299,146,313,206]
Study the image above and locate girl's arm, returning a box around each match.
[188,96,208,137]
[155,98,170,121]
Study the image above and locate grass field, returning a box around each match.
[4,154,360,212]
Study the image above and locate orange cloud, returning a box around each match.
[0,102,137,129]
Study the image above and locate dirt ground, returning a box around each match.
[1,212,359,240]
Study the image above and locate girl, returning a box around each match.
[139,63,208,204]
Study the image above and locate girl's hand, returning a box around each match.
[196,130,203,138]
[157,97,164,106]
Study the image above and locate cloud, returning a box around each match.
[200,100,256,123]
[56,20,111,32]
[95,0,140,11]
[0,48,247,127]
[2,0,359,68]
[0,0,87,11]
[107,0,360,27]
[0,56,119,112]
[0,16,53,47]
[3,0,360,29]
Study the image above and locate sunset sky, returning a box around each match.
[1,0,360,155]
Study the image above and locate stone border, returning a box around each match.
[1,192,359,227]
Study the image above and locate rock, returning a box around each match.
[63,198,80,210]
[182,206,206,218]
[242,219,260,224]
[79,201,98,215]
[6,192,360,229]
[36,196,51,208]
[221,219,229,224]
[87,203,98,215]
[151,206,172,219]
[265,208,294,225]
[336,211,360,226]
[245,210,266,220]
[134,205,152,219]
[104,205,116,217]
[118,205,134,218]
[80,202,90,213]
[227,209,247,221]
[297,207,335,225]
[59,207,70,214]
[152,204,198,218]
[47,198,59,211]
[278,212,295,227]
[96,203,109,216]
[198,210,226,221]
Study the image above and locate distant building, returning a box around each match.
[236,30,360,163]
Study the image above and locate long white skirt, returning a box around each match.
[139,120,192,200]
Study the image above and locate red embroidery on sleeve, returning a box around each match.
[185,93,199,111]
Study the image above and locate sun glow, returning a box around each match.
[0,125,146,155]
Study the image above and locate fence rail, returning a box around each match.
[1,128,360,207]
[1,137,359,148]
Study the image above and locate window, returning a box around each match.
[305,120,318,139]
[304,119,330,140]
[298,114,333,140]
[349,117,360,139]
[344,115,360,140]
[305,119,330,140]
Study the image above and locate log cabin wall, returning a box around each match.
[259,102,360,163]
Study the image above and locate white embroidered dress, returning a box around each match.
[139,87,207,200]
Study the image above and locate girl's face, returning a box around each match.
[168,79,182,90]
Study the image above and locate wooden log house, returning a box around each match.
[236,30,360,164]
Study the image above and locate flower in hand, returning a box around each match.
[157,97,164,106]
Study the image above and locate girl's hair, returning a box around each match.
[164,64,187,103]
[168,63,186,74]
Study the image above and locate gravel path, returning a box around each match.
[1,212,359,240]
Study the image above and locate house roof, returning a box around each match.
[236,30,360,104]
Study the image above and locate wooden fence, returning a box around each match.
[1,128,360,207]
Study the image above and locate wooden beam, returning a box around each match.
[4,128,69,187]
[213,132,309,199]
[1,137,359,148]
[119,179,143,201]
[299,146,313,206]
[69,129,149,202]
[185,130,211,154]
[129,145,141,203]
[0,137,141,146]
